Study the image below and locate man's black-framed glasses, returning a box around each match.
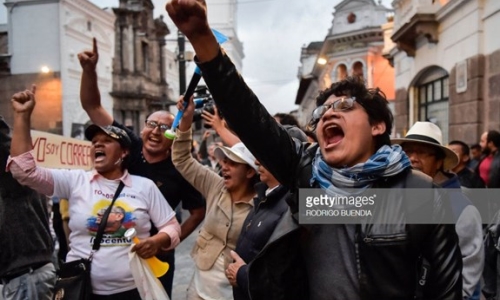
[145,120,170,132]
[311,97,357,122]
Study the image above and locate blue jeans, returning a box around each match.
[1,263,56,300]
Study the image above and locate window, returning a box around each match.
[352,61,364,79]
[417,75,449,143]
[142,42,149,73]
[331,64,347,82]
[120,111,141,135]
[87,21,92,31]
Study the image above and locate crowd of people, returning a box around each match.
[3,0,500,299]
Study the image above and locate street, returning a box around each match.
[171,210,198,300]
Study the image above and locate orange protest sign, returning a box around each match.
[31,130,93,170]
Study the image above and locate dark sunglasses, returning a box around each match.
[145,120,170,132]
[311,97,357,122]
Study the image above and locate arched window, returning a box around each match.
[337,64,347,81]
[352,61,364,79]
[415,67,449,143]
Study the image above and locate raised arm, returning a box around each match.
[10,85,36,156]
[8,85,55,196]
[202,107,240,147]
[166,0,301,187]
[78,37,113,126]
[172,96,223,201]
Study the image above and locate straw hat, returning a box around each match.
[391,121,459,170]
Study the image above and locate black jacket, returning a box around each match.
[197,48,463,300]
[0,132,53,276]
[456,167,485,189]
[233,183,308,300]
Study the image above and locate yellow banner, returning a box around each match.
[31,130,93,170]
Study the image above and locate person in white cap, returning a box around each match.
[172,97,259,300]
[393,121,483,300]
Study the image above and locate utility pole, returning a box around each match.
[178,30,186,95]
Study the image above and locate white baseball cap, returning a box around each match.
[214,142,258,171]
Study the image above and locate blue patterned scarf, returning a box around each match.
[311,144,411,196]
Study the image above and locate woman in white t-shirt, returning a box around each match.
[8,86,181,299]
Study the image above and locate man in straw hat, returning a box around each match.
[393,121,483,300]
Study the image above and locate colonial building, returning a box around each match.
[110,0,171,134]
[0,0,115,137]
[295,0,394,128]
[385,0,500,144]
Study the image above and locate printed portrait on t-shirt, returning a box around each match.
[96,206,126,233]
[87,199,136,240]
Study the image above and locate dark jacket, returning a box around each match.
[233,183,308,300]
[483,217,500,300]
[456,168,485,189]
[0,132,53,277]
[197,49,463,300]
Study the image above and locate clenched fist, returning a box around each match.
[166,0,211,40]
[11,85,36,114]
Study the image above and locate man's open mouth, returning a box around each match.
[324,124,344,146]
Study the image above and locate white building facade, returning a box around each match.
[385,0,500,144]
[1,0,115,137]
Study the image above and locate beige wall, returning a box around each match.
[0,73,62,134]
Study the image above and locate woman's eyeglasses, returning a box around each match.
[311,97,357,122]
[145,120,170,132]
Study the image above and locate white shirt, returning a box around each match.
[51,169,176,295]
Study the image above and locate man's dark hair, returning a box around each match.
[487,130,500,148]
[449,140,470,156]
[274,113,300,127]
[313,76,393,150]
[470,144,481,151]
